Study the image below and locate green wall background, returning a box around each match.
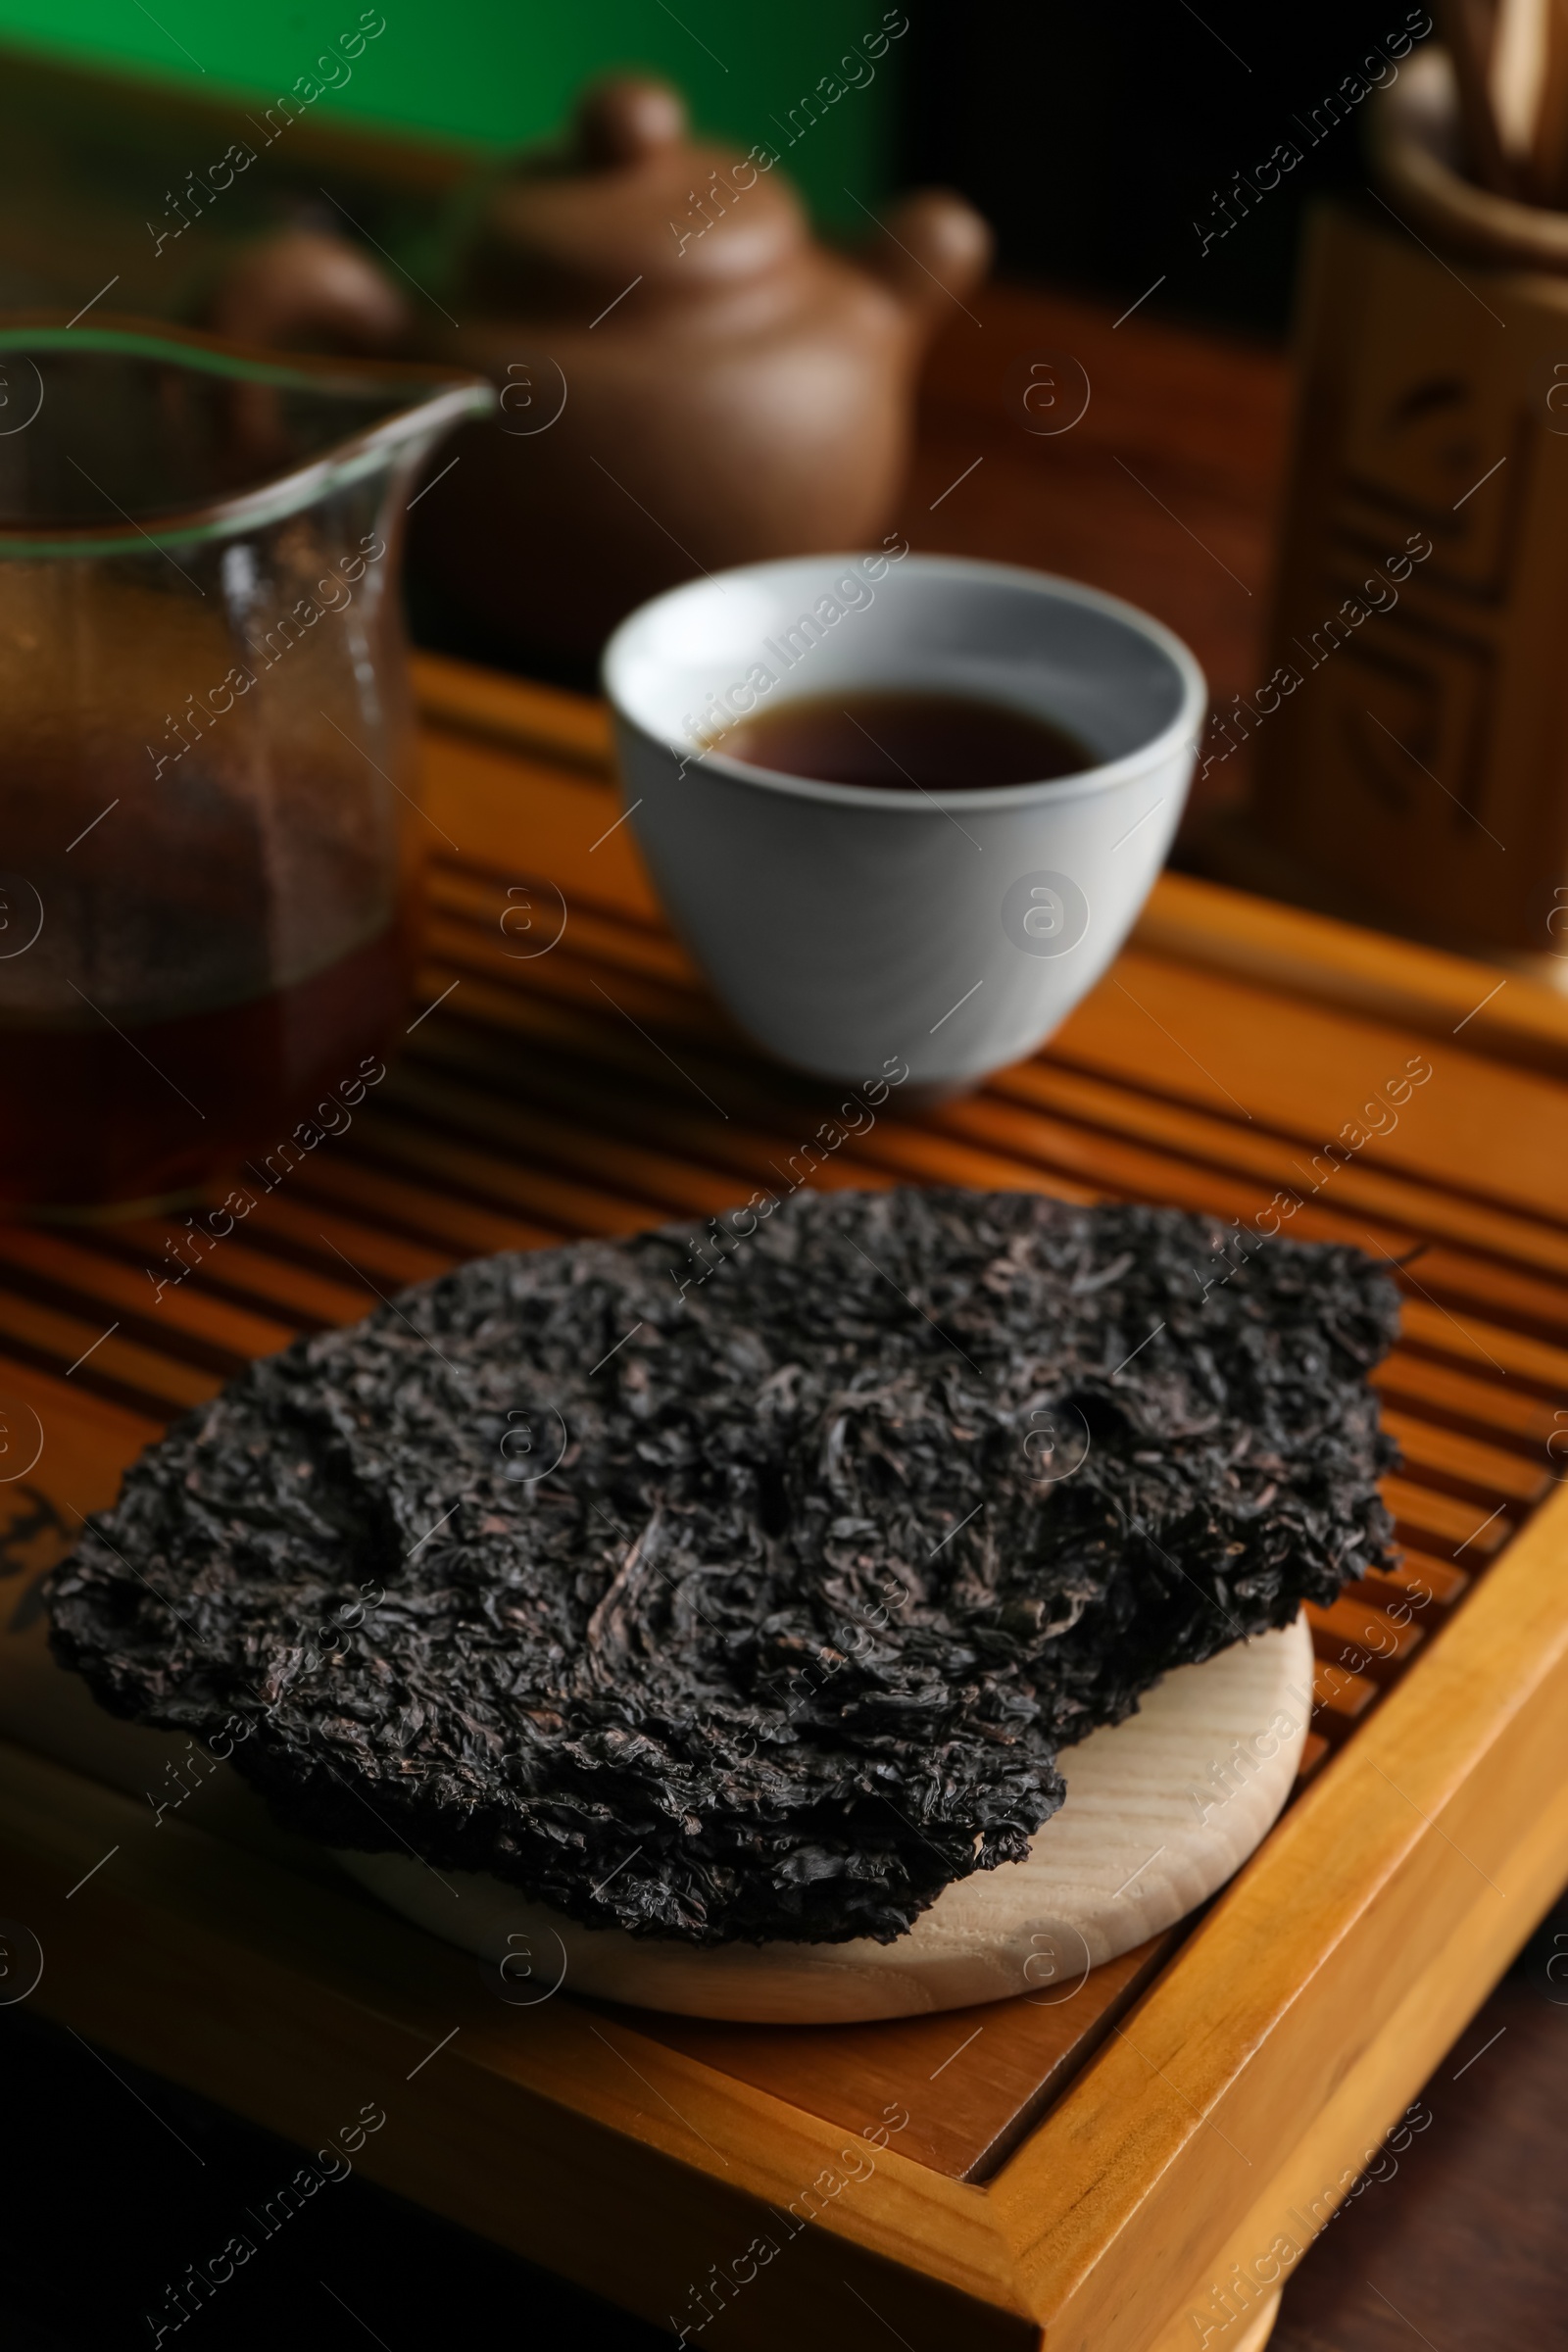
[0,0,904,228]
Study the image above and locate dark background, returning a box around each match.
[905,0,1433,332]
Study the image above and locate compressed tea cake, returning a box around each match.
[48,1189,1399,1946]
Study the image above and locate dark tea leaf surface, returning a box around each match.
[48,1191,1399,1945]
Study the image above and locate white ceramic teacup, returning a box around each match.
[602,552,1205,1089]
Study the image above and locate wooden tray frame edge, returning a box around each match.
[989,1476,1568,2347]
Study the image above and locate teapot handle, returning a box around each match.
[204,227,412,355]
[860,189,993,336]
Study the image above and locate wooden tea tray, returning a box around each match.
[2,652,1567,2351]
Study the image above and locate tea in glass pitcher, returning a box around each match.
[0,321,489,1211]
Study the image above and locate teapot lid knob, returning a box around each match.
[576,75,687,168]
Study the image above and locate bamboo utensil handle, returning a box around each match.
[1491,0,1550,179]
[1530,0,1568,203]
[1438,0,1518,192]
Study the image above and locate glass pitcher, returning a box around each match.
[0,318,490,1213]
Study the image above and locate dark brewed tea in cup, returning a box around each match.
[709,689,1093,791]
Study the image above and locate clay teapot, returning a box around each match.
[208,76,991,657]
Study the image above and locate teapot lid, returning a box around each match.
[478,77,809,306]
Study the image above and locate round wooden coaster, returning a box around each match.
[338,1613,1314,2025]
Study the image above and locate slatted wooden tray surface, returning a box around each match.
[2,651,1567,2202]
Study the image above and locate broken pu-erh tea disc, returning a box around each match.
[47,1189,1398,2003]
[338,1612,1315,2021]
